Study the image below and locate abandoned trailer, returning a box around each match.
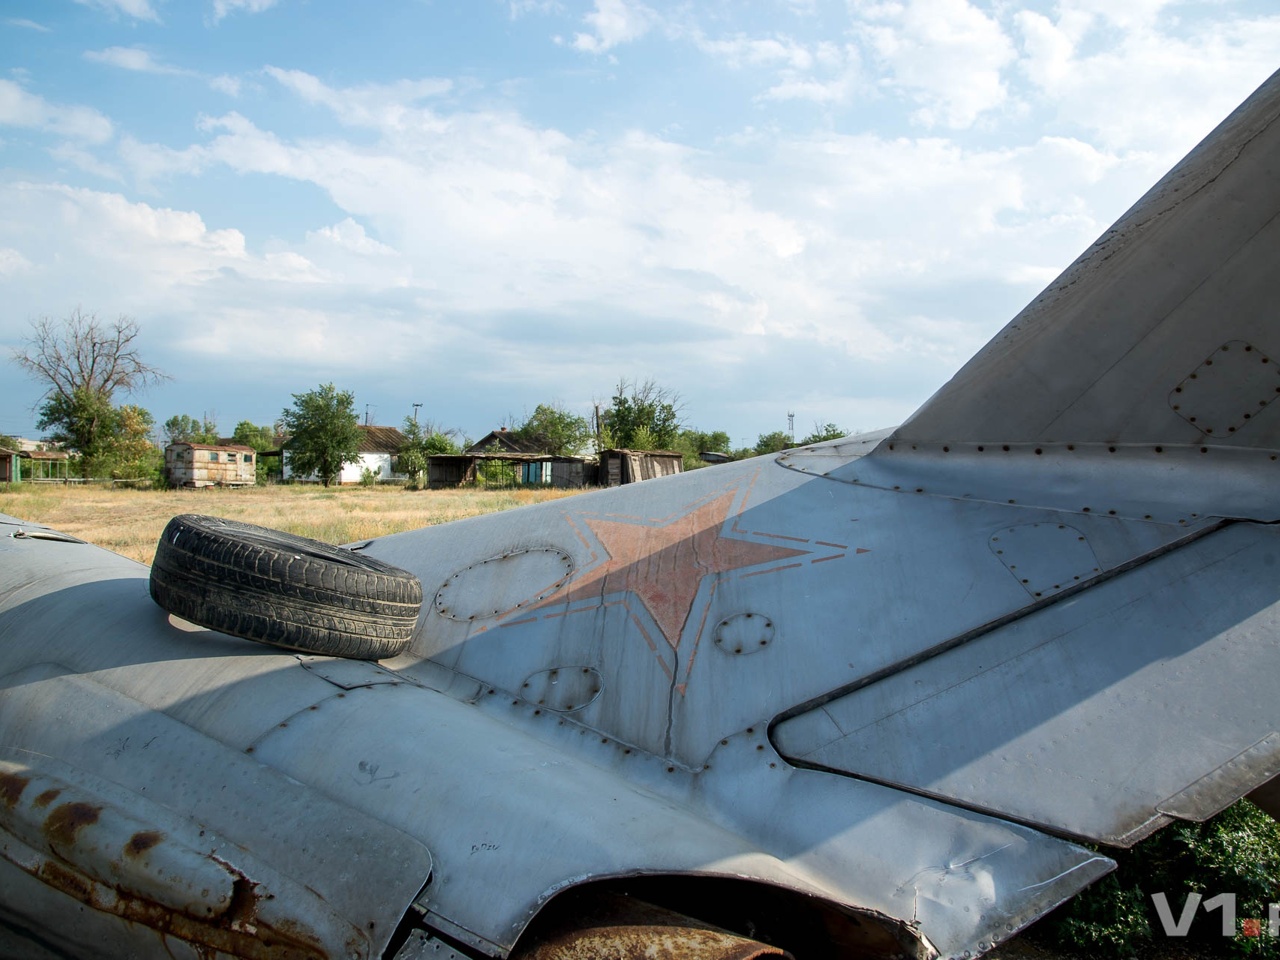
[164,442,257,487]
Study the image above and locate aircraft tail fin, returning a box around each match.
[889,69,1280,456]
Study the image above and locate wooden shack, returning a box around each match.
[165,443,257,488]
[0,447,17,484]
[598,449,683,486]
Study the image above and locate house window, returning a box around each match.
[209,452,219,462]
[227,453,237,462]
[244,454,253,463]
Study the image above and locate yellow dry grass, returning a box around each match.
[0,483,586,565]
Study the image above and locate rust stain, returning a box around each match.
[33,788,62,808]
[0,771,30,808]
[30,848,337,960]
[44,801,101,848]
[124,830,165,858]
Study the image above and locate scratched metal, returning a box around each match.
[1,66,1279,960]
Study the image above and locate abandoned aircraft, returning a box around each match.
[4,67,1280,960]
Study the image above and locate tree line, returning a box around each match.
[7,311,851,485]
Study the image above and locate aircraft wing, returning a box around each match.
[3,69,1280,960]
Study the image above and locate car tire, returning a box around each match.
[149,514,422,660]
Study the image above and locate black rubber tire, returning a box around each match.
[149,514,422,660]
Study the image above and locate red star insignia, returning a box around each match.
[535,490,808,649]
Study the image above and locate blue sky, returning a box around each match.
[2,1,1278,448]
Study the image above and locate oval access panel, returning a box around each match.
[713,612,775,656]
[434,548,574,622]
[522,666,603,712]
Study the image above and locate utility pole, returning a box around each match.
[412,403,422,424]
[787,411,795,442]
[365,404,372,427]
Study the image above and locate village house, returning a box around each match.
[282,425,408,484]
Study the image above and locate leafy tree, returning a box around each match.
[673,428,733,471]
[279,383,362,487]
[511,403,592,456]
[11,310,168,477]
[233,421,279,484]
[598,379,683,450]
[397,417,460,488]
[109,405,162,481]
[0,434,18,451]
[232,421,276,451]
[799,423,848,445]
[163,413,219,445]
[755,431,793,456]
[37,386,118,473]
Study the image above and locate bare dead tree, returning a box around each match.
[11,308,169,406]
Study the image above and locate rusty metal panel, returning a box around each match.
[0,658,434,960]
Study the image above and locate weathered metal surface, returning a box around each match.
[774,523,1280,844]
[988,523,1099,599]
[1170,340,1280,435]
[2,67,1280,960]
[0,655,434,959]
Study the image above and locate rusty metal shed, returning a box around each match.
[0,447,17,484]
[165,442,257,488]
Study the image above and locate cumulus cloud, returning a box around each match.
[1014,7,1280,156]
[856,0,1017,128]
[0,80,114,143]
[572,0,656,53]
[72,0,160,22]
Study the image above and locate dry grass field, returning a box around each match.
[0,482,587,565]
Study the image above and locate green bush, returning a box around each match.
[1039,800,1280,957]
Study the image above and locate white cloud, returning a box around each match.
[0,247,32,278]
[307,219,396,257]
[507,0,562,16]
[5,18,50,32]
[1014,9,1280,156]
[209,74,242,97]
[84,46,188,76]
[572,0,656,53]
[699,36,815,71]
[210,0,279,23]
[263,68,452,128]
[697,34,862,105]
[0,80,114,144]
[857,0,1017,128]
[72,0,160,22]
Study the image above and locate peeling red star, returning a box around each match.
[536,491,808,648]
